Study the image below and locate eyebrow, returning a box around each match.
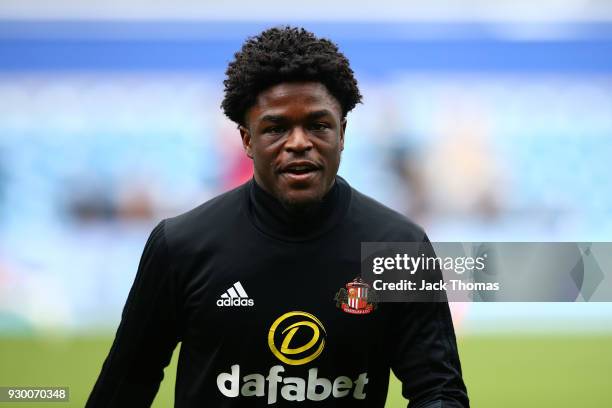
[260,114,286,124]
[306,110,334,120]
[259,110,334,124]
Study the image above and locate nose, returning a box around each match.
[284,126,313,153]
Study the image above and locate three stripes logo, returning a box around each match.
[216,281,254,307]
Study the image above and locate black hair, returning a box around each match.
[221,26,362,126]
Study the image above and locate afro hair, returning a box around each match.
[221,26,362,126]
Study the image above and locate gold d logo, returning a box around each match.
[268,311,326,366]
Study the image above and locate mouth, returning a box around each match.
[280,161,321,182]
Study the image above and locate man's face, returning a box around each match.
[240,82,346,209]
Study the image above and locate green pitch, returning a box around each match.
[0,335,611,407]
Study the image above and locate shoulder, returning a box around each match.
[162,181,249,249]
[344,179,426,242]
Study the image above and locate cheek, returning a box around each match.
[322,141,342,162]
[252,146,279,173]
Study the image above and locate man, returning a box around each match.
[87,26,469,407]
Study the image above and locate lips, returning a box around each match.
[280,161,320,175]
[279,161,321,183]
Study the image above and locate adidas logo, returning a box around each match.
[216,281,254,307]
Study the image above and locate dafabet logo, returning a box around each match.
[267,311,326,366]
[216,311,369,404]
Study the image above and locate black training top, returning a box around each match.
[86,176,469,408]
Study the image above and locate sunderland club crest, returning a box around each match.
[334,277,378,315]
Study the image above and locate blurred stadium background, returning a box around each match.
[1,0,612,406]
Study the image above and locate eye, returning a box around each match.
[264,126,287,134]
[309,123,330,132]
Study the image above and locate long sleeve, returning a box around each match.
[86,220,181,407]
[390,302,469,408]
[390,236,469,408]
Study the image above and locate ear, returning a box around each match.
[239,125,254,159]
[340,118,347,152]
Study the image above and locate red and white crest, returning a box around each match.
[335,277,377,315]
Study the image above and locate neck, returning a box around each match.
[247,176,349,242]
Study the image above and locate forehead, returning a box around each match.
[249,82,342,121]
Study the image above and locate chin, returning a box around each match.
[279,189,324,211]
